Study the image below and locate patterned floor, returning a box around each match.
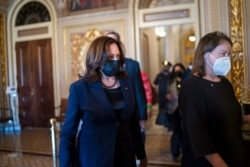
[0,152,53,167]
[0,128,52,155]
[0,128,54,167]
[145,120,180,166]
[0,106,180,167]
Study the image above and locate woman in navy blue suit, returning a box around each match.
[59,36,147,167]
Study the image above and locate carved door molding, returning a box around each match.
[0,13,8,108]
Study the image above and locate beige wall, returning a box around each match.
[199,0,230,35]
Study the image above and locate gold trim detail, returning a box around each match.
[70,29,101,81]
[229,0,244,103]
[0,13,7,107]
[63,20,124,84]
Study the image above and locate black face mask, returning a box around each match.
[101,60,121,76]
[163,68,169,73]
[174,71,183,78]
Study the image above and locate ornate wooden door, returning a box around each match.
[15,39,54,127]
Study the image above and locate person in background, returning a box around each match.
[107,31,148,143]
[154,60,172,130]
[59,36,147,167]
[179,31,250,167]
[166,63,185,163]
[140,71,153,118]
[182,62,192,80]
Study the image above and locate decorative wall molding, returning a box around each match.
[143,9,189,22]
[17,26,48,37]
[63,19,124,83]
[229,0,244,103]
[138,3,197,28]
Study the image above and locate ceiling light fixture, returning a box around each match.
[155,26,167,37]
[188,35,196,42]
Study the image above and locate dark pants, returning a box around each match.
[169,109,182,158]
[141,131,146,144]
[155,108,170,127]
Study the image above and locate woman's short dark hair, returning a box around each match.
[83,36,126,82]
[169,63,186,84]
[192,31,233,76]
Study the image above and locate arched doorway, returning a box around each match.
[7,0,60,127]
[134,0,199,81]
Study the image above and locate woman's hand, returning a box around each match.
[139,158,147,167]
[205,153,228,167]
[243,115,250,124]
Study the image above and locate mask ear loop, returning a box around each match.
[205,52,215,69]
[208,52,217,60]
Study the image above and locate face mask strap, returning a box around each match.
[208,52,216,60]
[206,52,214,69]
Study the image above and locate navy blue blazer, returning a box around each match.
[59,78,146,167]
[124,58,147,121]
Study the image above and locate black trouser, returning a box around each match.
[169,109,183,158]
[141,131,146,144]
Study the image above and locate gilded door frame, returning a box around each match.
[0,13,8,108]
[229,0,245,103]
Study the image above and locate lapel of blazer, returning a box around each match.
[88,79,135,120]
[89,81,117,120]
